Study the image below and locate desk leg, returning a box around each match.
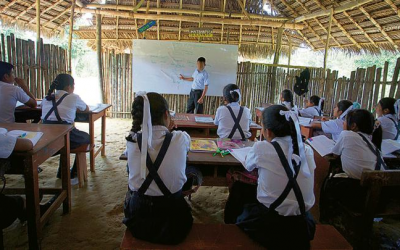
[24,157,41,250]
[89,115,95,172]
[61,133,71,213]
[101,112,106,156]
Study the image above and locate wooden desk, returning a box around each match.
[15,104,112,172]
[301,125,314,139]
[173,113,261,141]
[1,123,73,250]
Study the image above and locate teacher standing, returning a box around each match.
[180,57,209,114]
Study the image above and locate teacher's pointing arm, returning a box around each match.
[179,74,194,81]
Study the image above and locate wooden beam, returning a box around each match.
[157,0,160,40]
[85,3,289,21]
[36,0,41,97]
[11,2,36,23]
[236,0,251,20]
[68,0,77,74]
[199,0,205,42]
[324,9,333,72]
[43,7,70,28]
[220,0,226,43]
[28,0,64,24]
[96,14,104,103]
[134,0,139,39]
[256,25,261,44]
[384,0,400,19]
[116,0,119,40]
[360,6,399,49]
[133,0,145,13]
[294,0,375,22]
[74,8,304,29]
[298,30,316,50]
[273,27,283,65]
[0,0,19,12]
[178,0,182,41]
[342,11,378,47]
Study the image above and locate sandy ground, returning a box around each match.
[3,118,400,249]
[3,118,229,249]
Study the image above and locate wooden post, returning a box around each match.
[273,27,283,65]
[288,34,292,66]
[68,0,76,74]
[323,8,333,72]
[36,0,41,98]
[96,14,104,103]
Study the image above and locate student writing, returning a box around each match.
[0,61,37,123]
[214,84,251,140]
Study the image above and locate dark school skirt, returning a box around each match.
[236,202,316,250]
[42,120,90,149]
[123,190,193,245]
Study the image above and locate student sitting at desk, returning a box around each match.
[299,95,324,118]
[311,100,360,141]
[280,89,294,110]
[375,97,400,140]
[41,74,90,179]
[123,92,193,244]
[321,109,386,214]
[0,61,37,123]
[214,84,251,140]
[237,105,316,250]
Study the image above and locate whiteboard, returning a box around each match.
[132,40,238,96]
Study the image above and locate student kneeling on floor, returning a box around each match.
[236,105,316,250]
[123,92,195,245]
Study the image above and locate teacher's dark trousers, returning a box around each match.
[186,89,204,114]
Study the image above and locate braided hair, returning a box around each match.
[223,84,240,103]
[262,105,299,156]
[45,74,74,101]
[281,89,294,109]
[126,92,169,142]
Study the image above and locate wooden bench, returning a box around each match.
[120,224,352,250]
[71,144,94,188]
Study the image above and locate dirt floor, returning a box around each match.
[3,118,400,249]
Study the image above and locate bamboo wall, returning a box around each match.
[0,33,68,98]
[103,50,400,119]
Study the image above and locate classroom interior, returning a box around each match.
[1,0,400,249]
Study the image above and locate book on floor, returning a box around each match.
[307,135,335,157]
[190,139,218,152]
[194,116,214,123]
[0,128,43,147]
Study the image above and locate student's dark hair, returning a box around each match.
[0,61,14,81]
[127,92,169,141]
[337,100,352,113]
[197,57,206,63]
[378,97,396,114]
[281,89,294,108]
[223,84,240,103]
[262,105,299,156]
[310,95,324,112]
[45,74,74,101]
[346,109,383,150]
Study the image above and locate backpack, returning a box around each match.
[294,68,310,97]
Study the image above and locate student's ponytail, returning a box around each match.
[223,84,241,103]
[281,89,294,109]
[45,74,74,101]
[45,80,59,101]
[372,121,383,150]
[288,117,299,156]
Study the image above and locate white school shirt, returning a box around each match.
[0,134,17,158]
[0,81,31,123]
[282,101,293,110]
[299,106,320,118]
[214,102,252,139]
[41,90,87,124]
[321,119,344,141]
[126,126,190,196]
[332,130,385,180]
[191,69,209,90]
[378,114,398,140]
[245,136,316,216]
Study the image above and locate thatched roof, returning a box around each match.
[1,0,400,58]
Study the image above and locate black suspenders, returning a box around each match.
[270,141,307,216]
[357,133,387,171]
[43,93,69,122]
[314,107,321,116]
[226,106,246,140]
[388,117,400,140]
[137,132,173,196]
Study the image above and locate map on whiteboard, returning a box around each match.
[132,40,238,96]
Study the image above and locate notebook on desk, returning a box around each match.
[307,135,335,157]
[190,139,218,152]
[0,128,43,146]
[195,116,214,123]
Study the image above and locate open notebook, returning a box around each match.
[229,147,252,167]
[307,135,336,157]
[0,128,43,147]
[195,116,214,123]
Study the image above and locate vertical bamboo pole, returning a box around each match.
[273,27,283,65]
[220,0,226,43]
[96,14,104,103]
[68,0,76,74]
[36,0,41,98]
[323,9,333,73]
[178,0,183,41]
[288,35,292,66]
[381,61,389,98]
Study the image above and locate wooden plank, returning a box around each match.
[372,67,382,114]
[389,58,400,98]
[381,61,389,98]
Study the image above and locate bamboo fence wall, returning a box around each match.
[104,51,400,119]
[0,33,68,98]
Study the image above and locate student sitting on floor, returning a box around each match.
[299,95,324,118]
[311,100,360,141]
[214,84,251,140]
[321,109,386,215]
[123,92,193,245]
[376,97,400,140]
[0,61,37,123]
[41,74,90,179]
[280,89,294,110]
[237,105,316,250]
